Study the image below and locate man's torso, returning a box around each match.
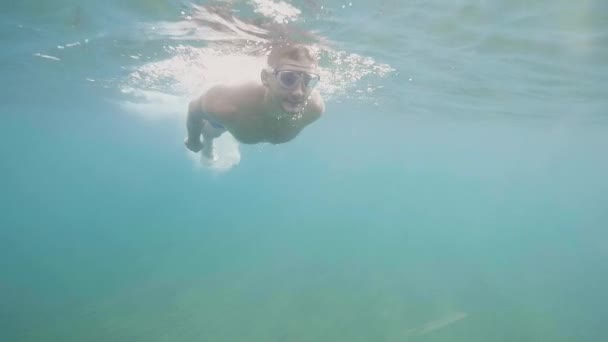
[204,83,319,144]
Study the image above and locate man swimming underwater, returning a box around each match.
[184,43,325,159]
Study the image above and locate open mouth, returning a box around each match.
[281,100,305,113]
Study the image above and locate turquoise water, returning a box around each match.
[2,0,608,341]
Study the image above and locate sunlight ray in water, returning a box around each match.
[402,312,469,337]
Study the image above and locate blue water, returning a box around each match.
[2,1,608,341]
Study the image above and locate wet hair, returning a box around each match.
[267,43,317,68]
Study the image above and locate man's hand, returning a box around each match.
[184,137,204,153]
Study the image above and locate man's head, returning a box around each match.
[261,44,320,114]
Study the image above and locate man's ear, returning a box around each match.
[261,68,271,87]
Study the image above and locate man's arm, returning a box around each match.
[184,86,239,152]
[184,96,205,152]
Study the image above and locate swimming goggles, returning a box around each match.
[274,70,321,90]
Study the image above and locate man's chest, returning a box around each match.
[230,114,304,144]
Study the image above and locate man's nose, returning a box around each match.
[291,83,305,98]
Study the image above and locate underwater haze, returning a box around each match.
[1,0,608,341]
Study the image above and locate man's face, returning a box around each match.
[268,58,320,114]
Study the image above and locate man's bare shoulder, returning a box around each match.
[202,82,265,116]
[200,85,236,116]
